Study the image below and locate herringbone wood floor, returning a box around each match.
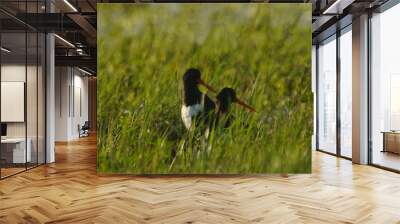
[1,136,400,224]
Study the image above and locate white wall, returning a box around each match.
[1,65,25,81]
[55,67,89,141]
[55,66,70,141]
[72,73,89,138]
[1,65,39,137]
[1,63,46,164]
[1,65,26,139]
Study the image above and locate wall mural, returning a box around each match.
[97,3,312,174]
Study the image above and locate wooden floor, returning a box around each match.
[373,150,400,171]
[1,136,400,223]
[1,167,26,178]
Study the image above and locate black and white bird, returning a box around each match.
[216,87,256,114]
[181,68,256,130]
[214,87,256,127]
[181,68,216,130]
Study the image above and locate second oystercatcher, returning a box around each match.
[181,68,256,130]
[214,87,256,127]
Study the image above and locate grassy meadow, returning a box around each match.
[97,4,312,174]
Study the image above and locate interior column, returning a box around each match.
[352,14,369,164]
[46,1,55,163]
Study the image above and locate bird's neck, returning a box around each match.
[217,101,232,114]
[184,85,202,106]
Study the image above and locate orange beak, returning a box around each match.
[235,98,256,112]
[198,79,216,93]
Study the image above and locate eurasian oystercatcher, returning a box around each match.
[214,87,256,127]
[181,69,256,130]
[181,68,217,130]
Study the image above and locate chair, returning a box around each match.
[79,121,90,138]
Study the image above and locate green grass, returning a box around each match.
[97,3,312,174]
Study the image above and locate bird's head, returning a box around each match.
[183,68,216,93]
[217,87,256,113]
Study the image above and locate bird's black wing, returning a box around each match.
[203,94,216,114]
[200,94,216,128]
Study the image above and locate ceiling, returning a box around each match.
[311,0,390,43]
[0,0,97,74]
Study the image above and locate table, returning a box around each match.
[381,131,400,154]
[1,138,32,164]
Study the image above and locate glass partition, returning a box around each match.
[1,30,28,177]
[339,26,352,158]
[317,35,337,154]
[0,3,46,179]
[371,4,400,171]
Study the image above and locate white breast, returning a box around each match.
[181,104,203,130]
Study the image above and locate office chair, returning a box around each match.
[79,121,90,138]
